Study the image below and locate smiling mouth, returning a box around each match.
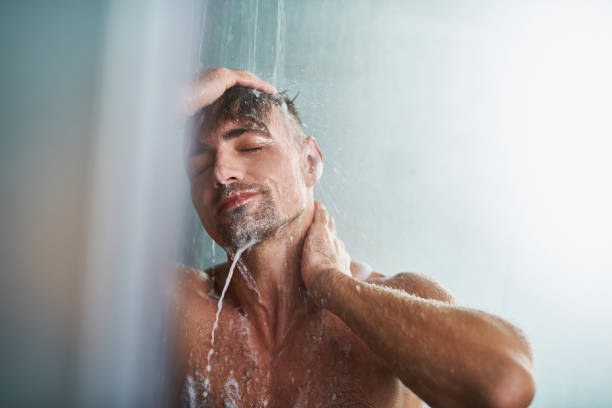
[216,192,258,214]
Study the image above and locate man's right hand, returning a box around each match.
[183,68,277,116]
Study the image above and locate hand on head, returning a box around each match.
[183,68,277,116]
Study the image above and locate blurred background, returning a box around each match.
[1,0,611,406]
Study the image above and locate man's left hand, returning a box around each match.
[301,201,351,293]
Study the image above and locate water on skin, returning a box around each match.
[203,241,255,397]
[184,374,197,407]
[237,261,262,301]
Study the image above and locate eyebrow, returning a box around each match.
[190,121,272,157]
[222,120,271,140]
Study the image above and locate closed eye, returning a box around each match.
[240,147,264,152]
[188,153,213,177]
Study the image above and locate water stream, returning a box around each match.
[203,241,254,397]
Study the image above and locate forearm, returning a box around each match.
[309,269,535,408]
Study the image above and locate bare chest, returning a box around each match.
[178,309,407,408]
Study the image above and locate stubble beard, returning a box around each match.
[217,190,284,249]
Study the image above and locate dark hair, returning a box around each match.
[194,85,304,139]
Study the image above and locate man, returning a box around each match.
[173,67,535,407]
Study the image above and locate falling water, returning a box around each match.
[203,241,254,396]
[271,0,285,85]
[193,0,209,68]
[249,0,259,73]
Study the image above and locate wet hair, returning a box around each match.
[194,85,305,140]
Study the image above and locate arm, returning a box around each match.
[301,202,535,408]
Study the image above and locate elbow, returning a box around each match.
[485,360,535,408]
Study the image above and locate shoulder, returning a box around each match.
[174,263,213,296]
[349,260,375,280]
[171,264,220,383]
[352,261,454,304]
[172,262,228,309]
[171,263,229,346]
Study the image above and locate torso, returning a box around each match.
[173,264,422,408]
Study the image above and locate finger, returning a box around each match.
[316,203,332,228]
[315,201,328,217]
[328,214,336,232]
[315,201,327,227]
[314,200,325,218]
[194,67,225,82]
[234,70,278,94]
[318,204,331,228]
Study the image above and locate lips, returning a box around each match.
[216,192,258,214]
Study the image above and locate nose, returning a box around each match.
[213,149,243,187]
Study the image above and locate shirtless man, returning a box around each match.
[174,68,535,408]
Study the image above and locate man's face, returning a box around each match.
[188,104,308,249]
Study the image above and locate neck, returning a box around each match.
[216,204,317,350]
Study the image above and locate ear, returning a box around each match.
[301,136,324,187]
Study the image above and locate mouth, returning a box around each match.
[216,191,258,214]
